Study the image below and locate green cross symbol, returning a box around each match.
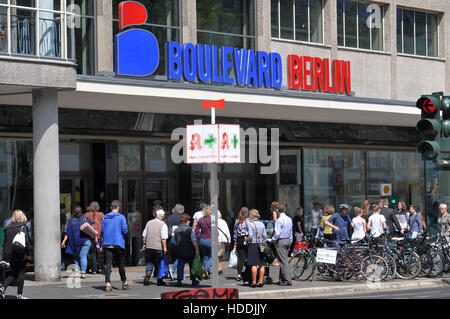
[204,134,217,148]
[232,134,239,149]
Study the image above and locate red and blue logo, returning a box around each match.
[114,1,159,76]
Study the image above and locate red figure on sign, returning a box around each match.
[190,133,202,151]
[119,1,148,30]
[221,133,230,150]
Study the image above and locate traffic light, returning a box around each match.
[442,95,450,138]
[416,93,441,161]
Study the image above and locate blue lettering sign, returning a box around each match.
[167,41,182,80]
[196,44,211,83]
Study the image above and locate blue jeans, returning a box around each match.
[199,238,212,272]
[74,240,92,274]
[170,237,178,273]
[177,256,194,281]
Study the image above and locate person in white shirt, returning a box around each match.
[310,202,323,237]
[368,205,387,238]
[217,211,231,274]
[192,202,206,229]
[269,204,293,286]
[142,209,169,286]
[351,207,367,243]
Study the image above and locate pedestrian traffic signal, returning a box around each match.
[442,95,450,138]
[416,94,441,161]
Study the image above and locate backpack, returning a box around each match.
[12,225,27,255]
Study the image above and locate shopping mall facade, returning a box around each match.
[0,0,449,280]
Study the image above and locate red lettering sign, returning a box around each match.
[161,288,239,300]
[288,56,351,94]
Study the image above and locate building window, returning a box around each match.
[67,0,95,75]
[397,8,438,57]
[303,148,366,230]
[367,151,425,211]
[112,0,180,76]
[197,0,255,50]
[337,0,383,51]
[271,0,323,44]
[0,0,75,58]
[119,143,141,172]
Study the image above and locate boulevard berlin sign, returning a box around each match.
[114,1,352,95]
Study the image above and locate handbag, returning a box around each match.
[228,249,238,269]
[158,253,169,279]
[251,221,265,253]
[80,217,98,237]
[191,256,204,280]
[12,225,26,254]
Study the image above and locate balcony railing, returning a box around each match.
[0,4,74,61]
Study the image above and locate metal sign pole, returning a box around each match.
[210,107,220,289]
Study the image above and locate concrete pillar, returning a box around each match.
[33,89,61,282]
[181,0,197,44]
[255,0,271,52]
[386,2,397,100]
[96,0,114,74]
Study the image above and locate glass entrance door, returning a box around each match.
[60,176,92,214]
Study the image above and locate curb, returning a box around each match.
[239,278,450,299]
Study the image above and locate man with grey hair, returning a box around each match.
[142,209,168,286]
[192,202,206,229]
[166,204,184,280]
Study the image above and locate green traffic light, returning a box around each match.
[391,199,396,204]
[417,140,440,161]
[442,96,450,138]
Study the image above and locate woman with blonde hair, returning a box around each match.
[247,209,267,288]
[1,210,33,299]
[351,207,367,243]
[320,205,335,240]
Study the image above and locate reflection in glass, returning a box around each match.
[197,0,254,36]
[119,144,141,172]
[112,0,179,27]
[344,0,357,48]
[402,9,414,55]
[415,11,426,56]
[357,2,370,50]
[295,0,308,42]
[0,141,33,226]
[427,13,438,57]
[145,145,176,173]
[337,0,343,46]
[367,151,424,210]
[0,6,7,52]
[303,149,365,230]
[280,0,293,39]
[310,0,323,43]
[396,8,402,53]
[126,179,141,214]
[271,0,278,38]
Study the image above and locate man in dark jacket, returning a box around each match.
[173,214,200,287]
[379,198,401,236]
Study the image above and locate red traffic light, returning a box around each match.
[416,97,437,114]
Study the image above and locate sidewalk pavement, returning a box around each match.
[8,263,450,299]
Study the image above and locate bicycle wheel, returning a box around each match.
[297,252,317,281]
[418,252,432,278]
[289,253,305,280]
[363,254,389,282]
[395,251,421,279]
[429,248,445,278]
[382,252,397,281]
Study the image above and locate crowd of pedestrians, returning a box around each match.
[0,197,449,299]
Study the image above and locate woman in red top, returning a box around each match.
[84,201,104,274]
